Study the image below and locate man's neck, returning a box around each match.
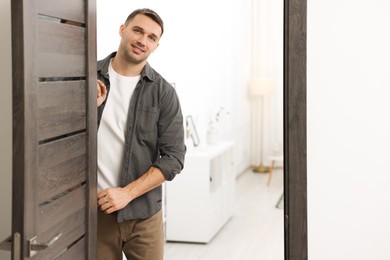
[111,54,146,77]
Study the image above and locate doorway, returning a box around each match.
[0,0,307,259]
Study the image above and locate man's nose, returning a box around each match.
[137,34,147,46]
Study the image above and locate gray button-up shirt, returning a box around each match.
[97,52,186,222]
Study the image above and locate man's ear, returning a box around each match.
[119,24,125,37]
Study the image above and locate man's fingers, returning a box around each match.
[101,84,107,95]
[97,83,102,97]
[97,79,107,97]
[96,80,107,107]
[97,79,104,86]
[97,190,107,199]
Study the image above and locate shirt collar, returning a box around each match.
[97,52,156,82]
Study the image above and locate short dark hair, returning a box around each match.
[125,8,164,37]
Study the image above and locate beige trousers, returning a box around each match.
[97,209,164,260]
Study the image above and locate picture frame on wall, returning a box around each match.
[186,115,200,147]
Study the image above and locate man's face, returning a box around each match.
[118,14,162,65]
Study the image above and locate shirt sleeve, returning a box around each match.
[152,84,186,181]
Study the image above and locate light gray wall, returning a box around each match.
[308,1,390,259]
[0,0,12,259]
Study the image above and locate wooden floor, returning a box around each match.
[163,167,284,260]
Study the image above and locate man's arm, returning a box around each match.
[97,166,165,214]
[152,84,186,180]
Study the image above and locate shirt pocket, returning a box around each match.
[136,106,160,136]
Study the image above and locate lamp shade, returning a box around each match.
[249,78,274,96]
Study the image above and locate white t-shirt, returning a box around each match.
[97,59,140,191]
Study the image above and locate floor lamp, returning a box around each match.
[249,78,274,173]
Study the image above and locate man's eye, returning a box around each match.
[149,36,157,42]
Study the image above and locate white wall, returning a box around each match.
[308,1,390,259]
[0,0,12,259]
[96,0,253,174]
[252,0,284,164]
[96,0,283,174]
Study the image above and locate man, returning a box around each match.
[96,8,186,260]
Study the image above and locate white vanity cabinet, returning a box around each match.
[165,141,235,243]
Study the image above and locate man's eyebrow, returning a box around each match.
[133,25,143,31]
[133,25,159,40]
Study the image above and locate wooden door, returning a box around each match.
[11,0,97,259]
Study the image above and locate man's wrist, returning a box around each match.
[124,183,137,203]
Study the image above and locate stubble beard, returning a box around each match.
[122,44,148,66]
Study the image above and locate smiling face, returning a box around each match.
[117,13,162,66]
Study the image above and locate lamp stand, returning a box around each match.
[253,95,269,174]
[253,163,270,173]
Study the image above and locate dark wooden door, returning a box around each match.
[11,0,97,259]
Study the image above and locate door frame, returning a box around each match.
[284,0,308,259]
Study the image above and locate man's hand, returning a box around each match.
[97,79,107,107]
[97,187,132,214]
[97,167,165,214]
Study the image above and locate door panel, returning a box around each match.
[11,0,96,259]
[38,134,87,203]
[37,81,86,141]
[36,0,85,22]
[37,19,85,78]
[38,185,86,231]
[33,209,86,260]
[55,237,86,260]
